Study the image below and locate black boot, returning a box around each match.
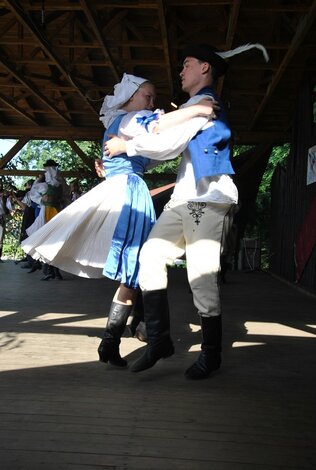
[41,263,54,280]
[54,267,63,280]
[98,302,132,367]
[130,289,174,373]
[128,290,147,342]
[185,315,222,380]
[28,259,42,273]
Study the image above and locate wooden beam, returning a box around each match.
[156,0,174,97]
[66,140,96,171]
[0,138,29,168]
[0,51,73,125]
[0,126,103,140]
[0,169,175,183]
[79,0,120,82]
[251,1,316,128]
[0,92,39,125]
[0,168,96,178]
[217,0,241,96]
[4,0,98,115]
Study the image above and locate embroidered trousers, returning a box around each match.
[139,199,232,317]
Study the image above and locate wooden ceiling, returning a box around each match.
[0,0,315,153]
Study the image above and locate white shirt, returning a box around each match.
[125,95,238,204]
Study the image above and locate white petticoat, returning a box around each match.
[22,176,127,278]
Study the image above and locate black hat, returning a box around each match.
[182,43,269,78]
[182,44,228,77]
[43,159,58,167]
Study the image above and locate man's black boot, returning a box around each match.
[98,302,132,367]
[185,315,222,380]
[131,289,174,373]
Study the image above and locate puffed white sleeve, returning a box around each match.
[119,110,163,139]
[125,115,211,161]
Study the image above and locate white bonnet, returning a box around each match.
[99,73,148,128]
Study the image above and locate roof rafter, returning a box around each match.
[251,1,316,128]
[3,0,98,115]
[79,0,120,82]
[0,49,73,124]
[156,0,173,96]
[217,0,241,96]
[0,90,39,124]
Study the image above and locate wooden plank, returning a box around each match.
[0,263,315,469]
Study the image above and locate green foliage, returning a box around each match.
[145,156,180,189]
[233,145,255,157]
[146,156,181,175]
[14,140,102,192]
[2,211,24,260]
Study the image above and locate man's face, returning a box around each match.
[180,57,208,95]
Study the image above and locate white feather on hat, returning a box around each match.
[217,43,269,62]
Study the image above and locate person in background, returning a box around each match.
[25,160,70,280]
[70,179,83,202]
[0,181,13,262]
[9,179,36,269]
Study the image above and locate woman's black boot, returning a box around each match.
[98,302,132,367]
[128,290,147,342]
[54,267,63,280]
[131,290,174,373]
[185,315,222,380]
[41,263,54,281]
[28,259,42,273]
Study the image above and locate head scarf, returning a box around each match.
[182,43,269,77]
[99,73,148,128]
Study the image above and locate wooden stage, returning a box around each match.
[0,260,315,469]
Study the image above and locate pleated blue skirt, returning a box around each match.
[103,173,156,288]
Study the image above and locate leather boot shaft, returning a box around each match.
[131,290,174,373]
[98,302,132,367]
[185,315,222,380]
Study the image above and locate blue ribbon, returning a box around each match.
[136,112,159,131]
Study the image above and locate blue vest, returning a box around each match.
[188,86,234,184]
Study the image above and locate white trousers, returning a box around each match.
[139,199,232,317]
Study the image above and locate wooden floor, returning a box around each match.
[0,260,315,470]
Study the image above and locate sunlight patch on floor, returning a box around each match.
[0,311,18,318]
[189,323,201,333]
[245,321,316,337]
[0,332,143,371]
[188,344,202,352]
[232,341,266,348]
[21,313,86,322]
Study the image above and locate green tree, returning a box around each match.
[16,140,101,191]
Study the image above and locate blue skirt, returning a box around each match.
[103,174,155,288]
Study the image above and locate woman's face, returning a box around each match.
[129,82,156,111]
